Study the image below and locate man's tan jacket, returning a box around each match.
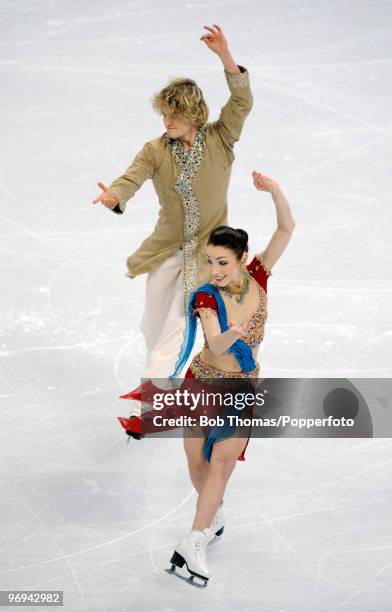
[108,65,253,304]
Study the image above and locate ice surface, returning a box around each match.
[1,1,392,610]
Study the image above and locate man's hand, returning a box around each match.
[200,24,229,56]
[92,182,120,209]
[252,171,280,194]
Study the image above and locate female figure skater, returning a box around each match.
[120,171,295,585]
[91,25,253,409]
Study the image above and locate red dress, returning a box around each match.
[186,254,272,461]
[117,255,272,462]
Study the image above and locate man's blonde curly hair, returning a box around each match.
[151,77,209,128]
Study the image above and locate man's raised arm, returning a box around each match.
[200,24,253,150]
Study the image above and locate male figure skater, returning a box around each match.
[92,24,253,405]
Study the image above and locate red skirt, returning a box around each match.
[185,366,250,462]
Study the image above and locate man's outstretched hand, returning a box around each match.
[92,182,119,209]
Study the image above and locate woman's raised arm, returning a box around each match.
[251,171,295,272]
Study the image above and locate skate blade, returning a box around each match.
[208,526,224,546]
[165,566,208,589]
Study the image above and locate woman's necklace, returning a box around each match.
[220,272,250,304]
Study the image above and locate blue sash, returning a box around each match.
[169,283,256,379]
[169,283,257,463]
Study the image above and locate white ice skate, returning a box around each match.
[206,502,226,545]
[166,528,210,587]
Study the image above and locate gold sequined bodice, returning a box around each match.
[202,279,268,352]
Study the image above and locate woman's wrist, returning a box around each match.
[226,328,242,341]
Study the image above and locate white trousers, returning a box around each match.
[140,249,186,381]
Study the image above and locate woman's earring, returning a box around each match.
[241,260,250,280]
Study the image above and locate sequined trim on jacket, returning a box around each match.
[166,126,207,312]
[224,68,250,89]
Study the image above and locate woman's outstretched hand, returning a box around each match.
[200,24,229,55]
[252,171,279,194]
[92,182,120,209]
[228,316,252,338]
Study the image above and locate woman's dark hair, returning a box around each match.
[207,225,249,259]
